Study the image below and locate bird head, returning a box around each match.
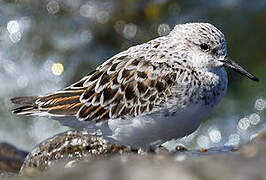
[169,22,259,82]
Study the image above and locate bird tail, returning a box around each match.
[10,92,93,129]
[11,89,84,117]
[10,96,40,115]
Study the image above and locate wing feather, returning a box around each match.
[75,55,177,122]
[13,54,177,122]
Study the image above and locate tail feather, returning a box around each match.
[10,96,38,105]
[11,91,84,117]
[11,96,40,115]
[12,105,41,115]
[10,92,95,129]
[37,91,83,116]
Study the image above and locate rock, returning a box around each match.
[20,130,132,175]
[11,131,266,179]
[0,170,16,178]
[0,143,28,173]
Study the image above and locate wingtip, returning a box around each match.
[11,105,39,115]
[10,96,38,105]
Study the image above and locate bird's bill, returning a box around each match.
[222,57,259,82]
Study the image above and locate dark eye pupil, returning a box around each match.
[200,43,209,50]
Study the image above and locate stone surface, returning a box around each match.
[0,170,16,179]
[20,130,132,175]
[3,131,266,180]
[0,143,28,173]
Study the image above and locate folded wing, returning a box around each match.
[12,54,177,123]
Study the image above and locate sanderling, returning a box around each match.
[11,23,258,148]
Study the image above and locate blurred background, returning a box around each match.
[0,0,265,151]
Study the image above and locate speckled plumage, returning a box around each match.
[12,22,258,148]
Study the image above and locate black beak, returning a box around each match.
[221,57,259,82]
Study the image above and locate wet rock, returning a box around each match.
[0,170,16,178]
[19,155,199,180]
[153,146,169,154]
[10,131,266,179]
[238,132,266,159]
[0,143,28,173]
[20,130,132,175]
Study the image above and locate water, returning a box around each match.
[0,0,265,151]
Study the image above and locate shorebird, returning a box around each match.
[11,23,258,148]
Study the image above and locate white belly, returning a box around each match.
[104,102,217,148]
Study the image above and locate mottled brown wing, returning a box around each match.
[36,55,177,122]
[76,54,177,122]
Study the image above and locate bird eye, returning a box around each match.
[200,43,209,51]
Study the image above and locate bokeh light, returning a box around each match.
[237,117,250,131]
[208,127,222,143]
[7,20,22,43]
[79,1,112,24]
[249,113,260,125]
[254,98,266,111]
[7,20,20,34]
[123,23,137,39]
[51,62,64,76]
[196,135,210,148]
[157,24,170,36]
[47,1,60,14]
